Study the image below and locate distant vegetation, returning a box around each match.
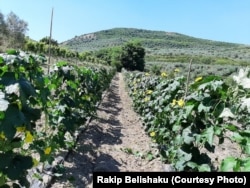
[0,11,28,51]
[1,11,250,73]
[39,36,59,46]
[61,28,250,64]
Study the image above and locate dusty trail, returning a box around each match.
[49,73,164,188]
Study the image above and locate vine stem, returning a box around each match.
[184,58,193,101]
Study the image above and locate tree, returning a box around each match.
[0,12,5,49]
[120,41,145,71]
[25,41,37,52]
[94,48,112,65]
[6,11,28,48]
[0,12,7,35]
[0,12,8,51]
[110,47,122,72]
[40,36,58,46]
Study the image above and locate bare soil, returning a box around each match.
[48,73,165,188]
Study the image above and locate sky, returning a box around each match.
[0,0,250,44]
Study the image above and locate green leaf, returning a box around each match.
[44,77,50,85]
[19,66,25,73]
[184,105,194,118]
[234,158,241,171]
[19,79,36,98]
[232,132,244,143]
[6,155,33,180]
[225,124,238,132]
[191,75,221,90]
[213,102,225,118]
[242,158,250,171]
[178,149,192,161]
[220,157,237,171]
[56,61,68,67]
[48,83,57,90]
[6,49,18,55]
[0,152,12,170]
[10,138,22,148]
[32,173,43,180]
[172,123,181,132]
[67,80,78,89]
[198,164,211,172]
[1,104,25,140]
[202,126,214,146]
[0,72,16,86]
[214,126,223,135]
[146,153,154,161]
[182,127,195,144]
[211,80,224,91]
[0,56,4,64]
[242,143,250,155]
[198,103,210,113]
[0,65,8,75]
[0,173,7,187]
[22,107,41,123]
[40,88,50,105]
[186,161,198,169]
[175,149,192,171]
[0,112,5,119]
[174,135,183,145]
[239,130,250,137]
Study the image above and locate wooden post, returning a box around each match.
[184,58,193,101]
[47,8,54,74]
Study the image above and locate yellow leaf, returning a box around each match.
[174,68,180,72]
[177,99,185,107]
[171,99,177,106]
[150,131,156,137]
[16,126,26,132]
[25,131,33,143]
[44,147,52,155]
[161,72,167,78]
[146,90,153,95]
[0,132,6,140]
[84,95,91,101]
[195,76,203,82]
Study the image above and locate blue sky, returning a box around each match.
[0,0,249,44]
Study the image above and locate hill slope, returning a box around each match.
[60,28,250,62]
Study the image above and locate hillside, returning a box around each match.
[60,28,250,62]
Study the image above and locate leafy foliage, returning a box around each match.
[0,50,115,186]
[124,67,250,171]
[39,36,58,46]
[120,41,145,71]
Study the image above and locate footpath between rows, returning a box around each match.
[48,73,165,188]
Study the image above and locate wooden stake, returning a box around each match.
[184,58,193,101]
[47,8,54,74]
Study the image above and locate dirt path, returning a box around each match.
[49,73,164,188]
